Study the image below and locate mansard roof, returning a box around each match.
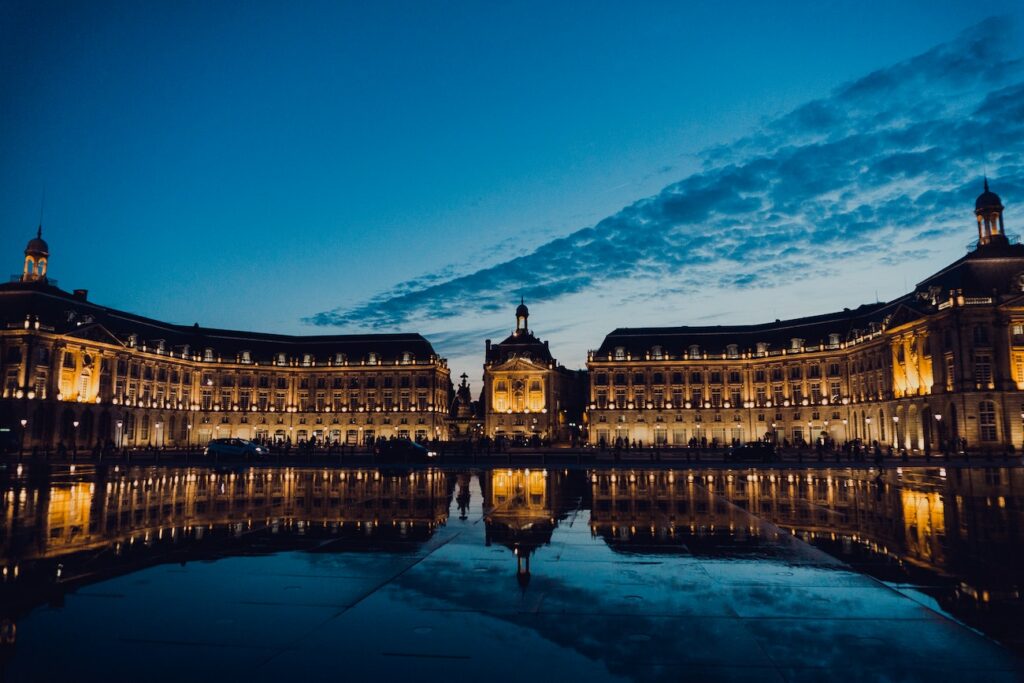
[0,280,440,364]
[487,330,554,364]
[595,300,903,358]
[914,240,1024,298]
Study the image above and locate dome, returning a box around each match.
[25,226,48,256]
[975,179,1003,212]
[516,299,529,318]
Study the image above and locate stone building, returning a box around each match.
[482,300,585,442]
[586,183,1024,453]
[0,232,451,451]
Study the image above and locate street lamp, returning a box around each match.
[893,415,900,450]
[116,419,123,451]
[155,422,163,449]
[19,419,27,457]
[72,420,79,458]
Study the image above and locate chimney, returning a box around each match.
[73,289,88,301]
[485,339,491,354]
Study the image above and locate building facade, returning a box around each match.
[482,301,585,442]
[586,184,1024,453]
[0,232,451,451]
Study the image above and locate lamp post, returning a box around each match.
[893,415,900,454]
[865,416,872,444]
[187,422,193,456]
[19,419,27,459]
[72,420,79,459]
[116,419,123,452]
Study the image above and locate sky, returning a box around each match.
[2,1,1024,388]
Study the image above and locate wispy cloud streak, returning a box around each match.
[307,18,1024,331]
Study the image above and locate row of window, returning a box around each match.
[594,363,843,387]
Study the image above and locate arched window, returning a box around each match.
[726,344,739,359]
[203,348,214,362]
[78,371,90,400]
[979,400,997,441]
[651,346,663,360]
[613,346,625,361]
[688,345,701,359]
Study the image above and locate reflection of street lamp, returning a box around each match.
[19,419,27,457]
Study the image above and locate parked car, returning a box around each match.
[376,438,437,462]
[204,438,269,460]
[728,442,775,462]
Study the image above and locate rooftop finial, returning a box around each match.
[984,175,990,193]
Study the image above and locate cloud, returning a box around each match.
[307,18,1024,334]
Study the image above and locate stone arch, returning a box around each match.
[908,404,920,451]
[80,408,94,446]
[98,410,111,445]
[60,407,76,443]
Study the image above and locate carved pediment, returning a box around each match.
[490,356,549,373]
[62,322,126,348]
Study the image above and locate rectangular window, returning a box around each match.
[974,353,992,388]
[979,401,997,441]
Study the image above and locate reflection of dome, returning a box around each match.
[976,179,1003,211]
[26,227,48,256]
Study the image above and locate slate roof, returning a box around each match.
[0,280,440,364]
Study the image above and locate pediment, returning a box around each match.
[490,356,549,373]
[62,322,126,348]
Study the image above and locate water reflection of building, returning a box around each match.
[587,466,1024,646]
[0,466,453,630]
[481,468,562,584]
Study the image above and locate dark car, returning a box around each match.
[376,438,437,462]
[728,442,775,462]
[204,438,269,460]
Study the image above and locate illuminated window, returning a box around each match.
[979,400,997,441]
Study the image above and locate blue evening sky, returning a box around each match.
[2,1,1024,384]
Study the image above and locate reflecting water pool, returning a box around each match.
[2,463,1023,682]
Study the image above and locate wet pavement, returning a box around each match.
[2,464,1023,682]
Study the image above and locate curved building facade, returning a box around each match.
[585,184,1024,452]
[0,233,451,451]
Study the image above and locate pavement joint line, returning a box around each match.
[255,518,472,669]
